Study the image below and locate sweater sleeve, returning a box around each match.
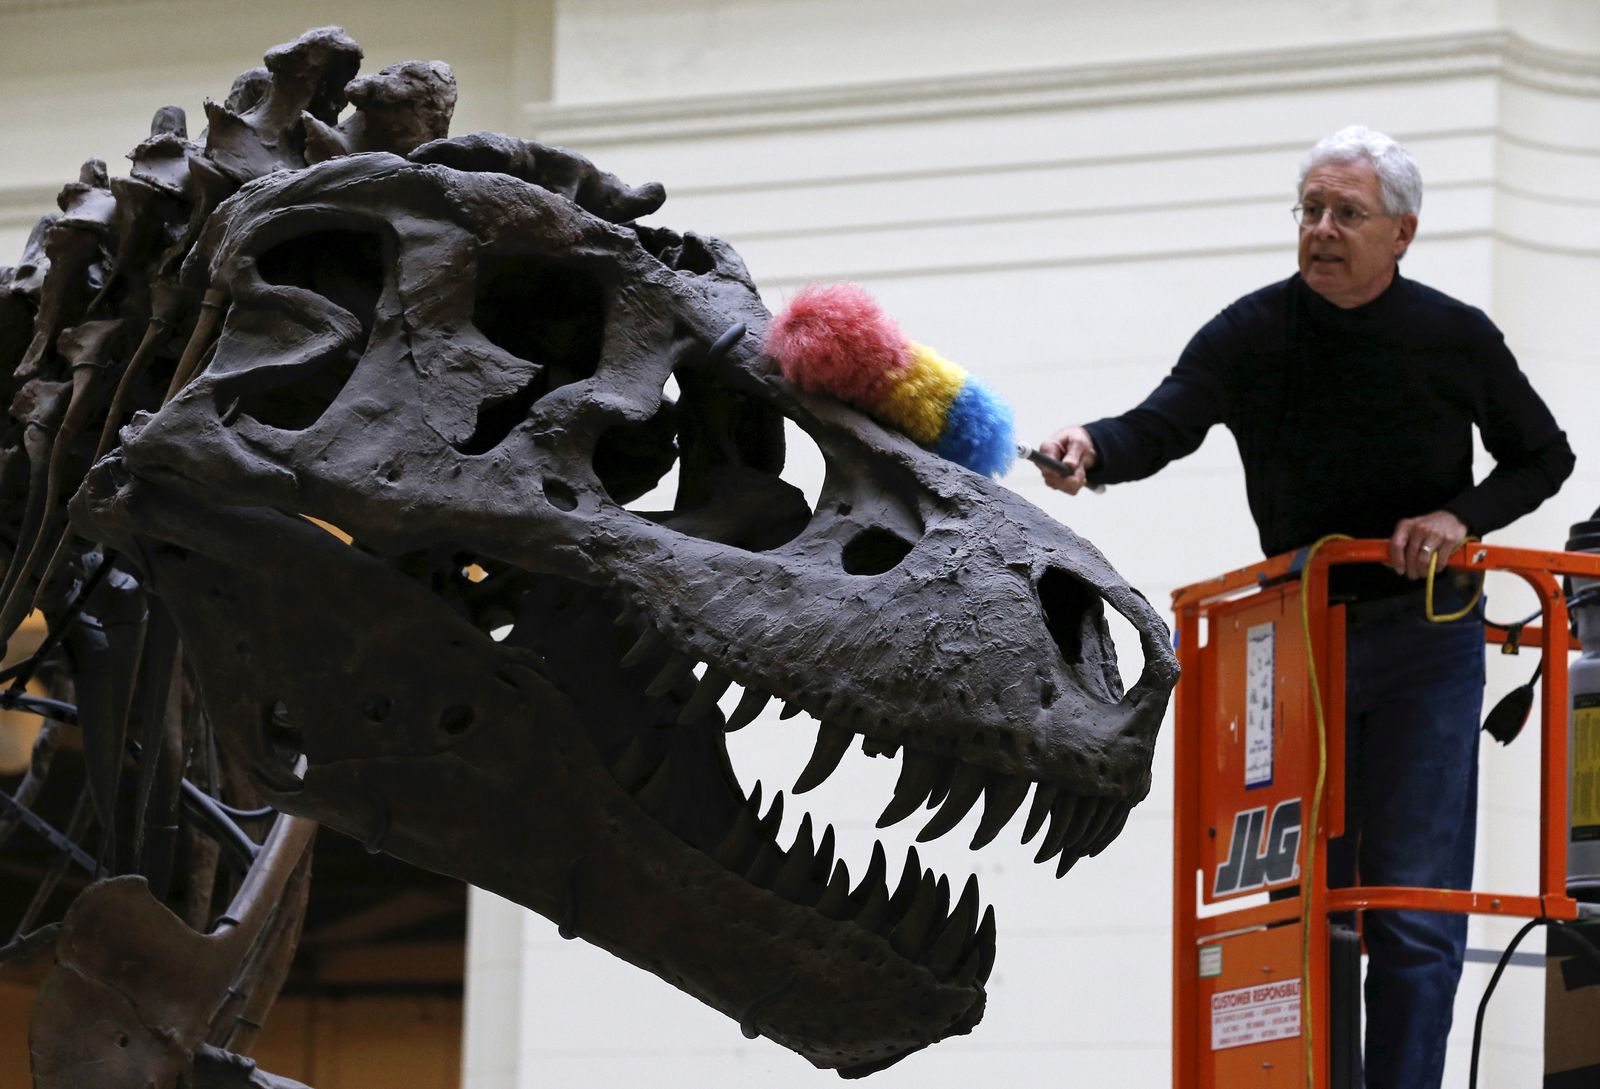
[1081,317,1231,485]
[1442,330,1575,536]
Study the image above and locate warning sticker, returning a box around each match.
[1574,694,1600,842]
[1244,623,1275,788]
[1210,979,1301,1051]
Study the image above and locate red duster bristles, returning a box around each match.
[765,284,910,405]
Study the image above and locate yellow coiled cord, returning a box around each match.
[1295,534,1481,1086]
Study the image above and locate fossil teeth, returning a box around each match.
[926,874,981,979]
[889,871,939,959]
[816,859,853,920]
[645,650,697,698]
[1061,796,1105,851]
[1033,794,1083,864]
[954,904,998,987]
[678,664,733,724]
[970,774,1031,850]
[853,841,887,904]
[746,839,784,888]
[954,942,981,987]
[917,763,986,842]
[1020,783,1057,844]
[932,874,951,929]
[794,723,853,794]
[860,736,900,758]
[877,749,940,828]
[1066,798,1121,858]
[610,738,656,792]
[1055,851,1082,879]
[759,791,785,841]
[712,785,763,871]
[745,789,786,887]
[620,625,666,668]
[633,756,673,812]
[779,700,803,720]
[811,824,836,884]
[974,905,997,984]
[772,815,817,902]
[887,847,923,919]
[923,757,958,810]
[854,878,890,934]
[615,599,638,629]
[724,687,770,732]
[1087,803,1132,857]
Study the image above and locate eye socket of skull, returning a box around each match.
[256,227,385,341]
[593,320,833,554]
[208,221,388,433]
[460,251,608,455]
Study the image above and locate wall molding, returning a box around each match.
[0,0,164,12]
[523,31,1600,149]
[0,183,59,237]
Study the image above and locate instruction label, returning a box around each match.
[1244,622,1275,788]
[1210,978,1302,1051]
[1574,694,1600,841]
[1199,944,1222,979]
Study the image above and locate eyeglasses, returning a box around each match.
[1292,202,1380,230]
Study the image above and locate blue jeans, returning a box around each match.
[1326,590,1485,1089]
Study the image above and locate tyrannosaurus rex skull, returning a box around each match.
[76,147,1178,1075]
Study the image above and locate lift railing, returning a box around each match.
[1170,539,1600,1089]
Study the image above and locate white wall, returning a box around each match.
[514,9,1599,1086]
[2,2,1597,1086]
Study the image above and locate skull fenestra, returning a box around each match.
[5,27,1178,1081]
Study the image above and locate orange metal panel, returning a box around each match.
[1194,924,1311,1089]
[1192,901,1301,938]
[1173,540,1589,1089]
[1198,586,1313,907]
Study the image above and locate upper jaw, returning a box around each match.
[115,362,1176,807]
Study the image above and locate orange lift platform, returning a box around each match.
[1170,538,1600,1089]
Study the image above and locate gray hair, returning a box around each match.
[1297,125,1422,217]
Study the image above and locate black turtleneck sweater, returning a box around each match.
[1083,272,1576,598]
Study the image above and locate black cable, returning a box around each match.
[2,686,263,872]
[177,779,261,869]
[0,689,79,724]
[0,551,118,690]
[1467,917,1600,1088]
[1486,586,1600,633]
[1468,917,1543,1089]
[209,800,279,822]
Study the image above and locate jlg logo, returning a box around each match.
[1213,799,1302,897]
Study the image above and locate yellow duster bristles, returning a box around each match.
[876,341,966,446]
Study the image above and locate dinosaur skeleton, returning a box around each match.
[0,27,1177,1082]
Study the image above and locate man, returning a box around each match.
[1038,126,1575,1089]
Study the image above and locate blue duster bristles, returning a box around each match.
[933,377,1016,478]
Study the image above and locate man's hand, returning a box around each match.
[1388,510,1469,579]
[1038,426,1098,495]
